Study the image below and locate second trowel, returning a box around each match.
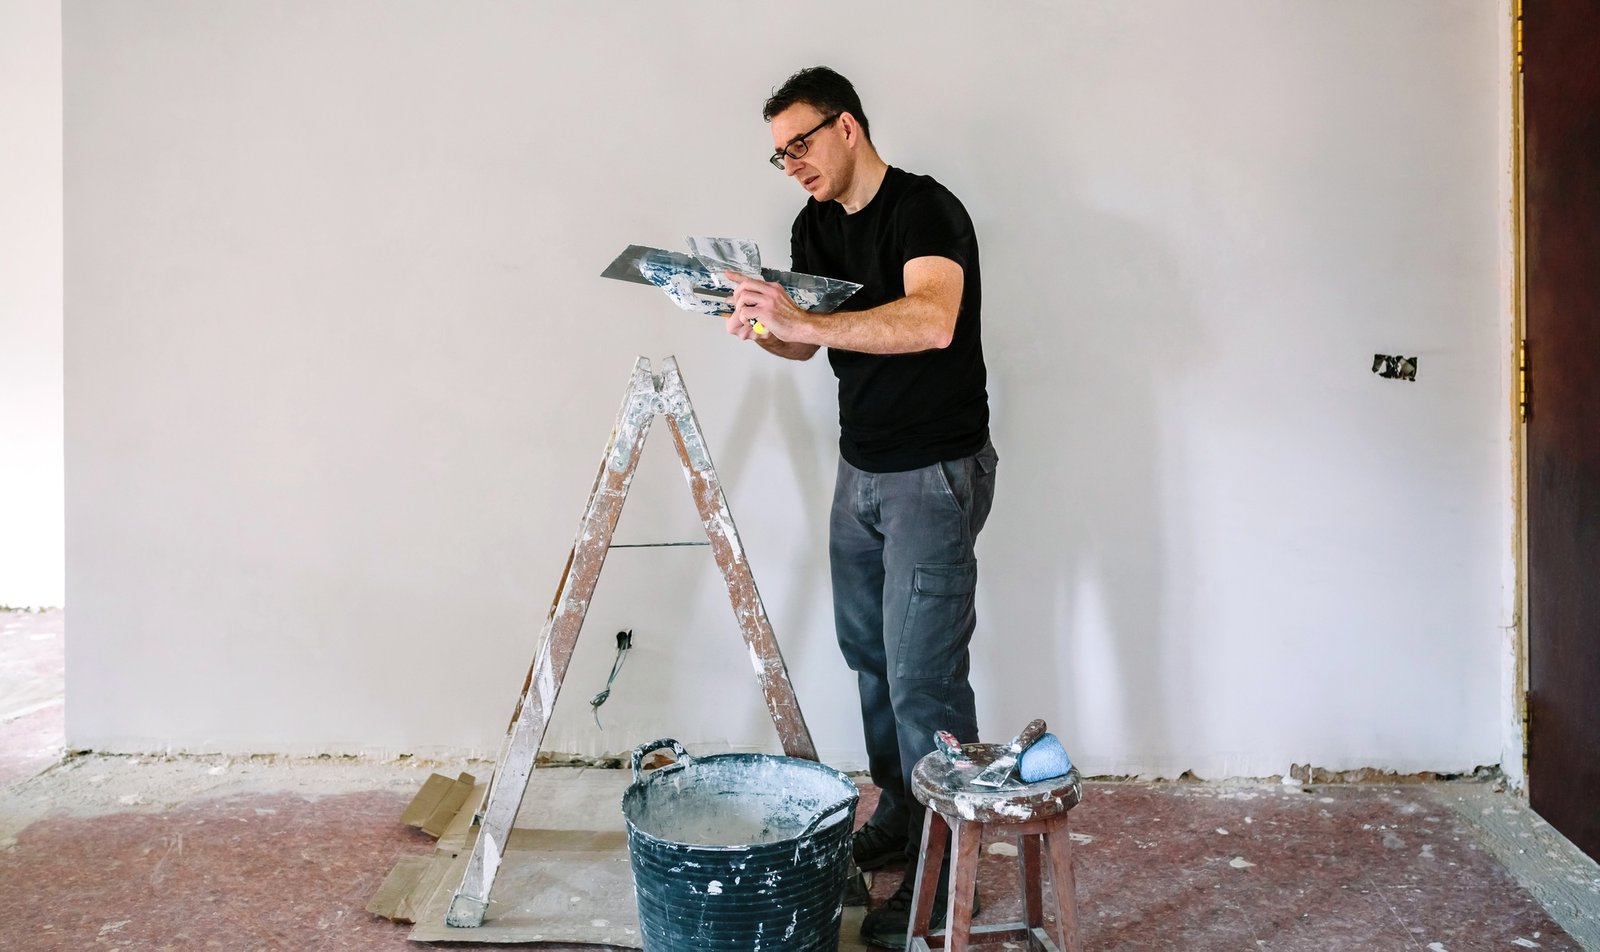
[970,718,1049,788]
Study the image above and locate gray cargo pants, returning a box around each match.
[829,439,998,855]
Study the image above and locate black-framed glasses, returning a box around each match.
[769,114,840,170]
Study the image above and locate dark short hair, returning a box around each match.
[763,66,871,142]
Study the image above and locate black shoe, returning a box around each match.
[851,822,908,871]
[859,875,980,950]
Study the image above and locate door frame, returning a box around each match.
[1506,0,1530,793]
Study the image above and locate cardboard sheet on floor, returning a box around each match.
[377,767,871,949]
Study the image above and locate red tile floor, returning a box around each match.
[3,610,1596,951]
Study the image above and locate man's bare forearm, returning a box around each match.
[757,334,820,361]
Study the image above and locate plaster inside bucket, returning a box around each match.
[629,756,855,847]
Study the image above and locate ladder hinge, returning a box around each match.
[1523,701,1532,776]
[1515,0,1525,73]
[1519,339,1530,423]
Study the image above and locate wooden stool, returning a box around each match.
[907,743,1084,952]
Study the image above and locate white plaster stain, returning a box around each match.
[482,831,503,886]
[535,662,557,718]
[1229,856,1255,869]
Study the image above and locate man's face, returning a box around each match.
[770,103,851,203]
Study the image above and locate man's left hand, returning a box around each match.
[725,273,813,344]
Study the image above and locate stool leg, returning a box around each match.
[907,809,948,948]
[1018,831,1044,931]
[945,818,981,952]
[1042,820,1081,952]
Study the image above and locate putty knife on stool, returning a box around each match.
[971,718,1047,788]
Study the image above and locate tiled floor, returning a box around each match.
[3,610,1596,951]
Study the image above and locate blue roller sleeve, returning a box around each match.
[1018,733,1072,783]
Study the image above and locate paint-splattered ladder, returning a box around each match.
[445,355,817,928]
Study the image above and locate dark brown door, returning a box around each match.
[1524,0,1600,862]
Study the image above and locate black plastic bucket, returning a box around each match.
[622,738,859,952]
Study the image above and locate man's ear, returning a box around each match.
[839,111,862,146]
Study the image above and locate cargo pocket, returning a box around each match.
[895,560,978,680]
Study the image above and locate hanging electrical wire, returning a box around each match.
[590,628,633,729]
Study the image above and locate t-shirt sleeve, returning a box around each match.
[896,186,972,271]
[789,212,809,274]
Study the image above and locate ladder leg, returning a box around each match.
[658,358,817,760]
[446,358,658,927]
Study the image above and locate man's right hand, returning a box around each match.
[721,273,820,360]
[722,304,761,342]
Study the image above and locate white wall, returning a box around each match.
[0,0,65,609]
[64,1,1514,778]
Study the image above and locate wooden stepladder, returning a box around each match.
[446,356,818,928]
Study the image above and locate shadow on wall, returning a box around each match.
[681,366,833,747]
[973,122,1206,775]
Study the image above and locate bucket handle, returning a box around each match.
[630,737,691,784]
[799,795,857,840]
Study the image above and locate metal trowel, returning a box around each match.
[970,718,1048,788]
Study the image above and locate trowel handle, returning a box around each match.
[630,738,690,783]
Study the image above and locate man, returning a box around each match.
[724,66,997,947]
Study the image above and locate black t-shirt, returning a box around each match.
[790,166,989,473]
